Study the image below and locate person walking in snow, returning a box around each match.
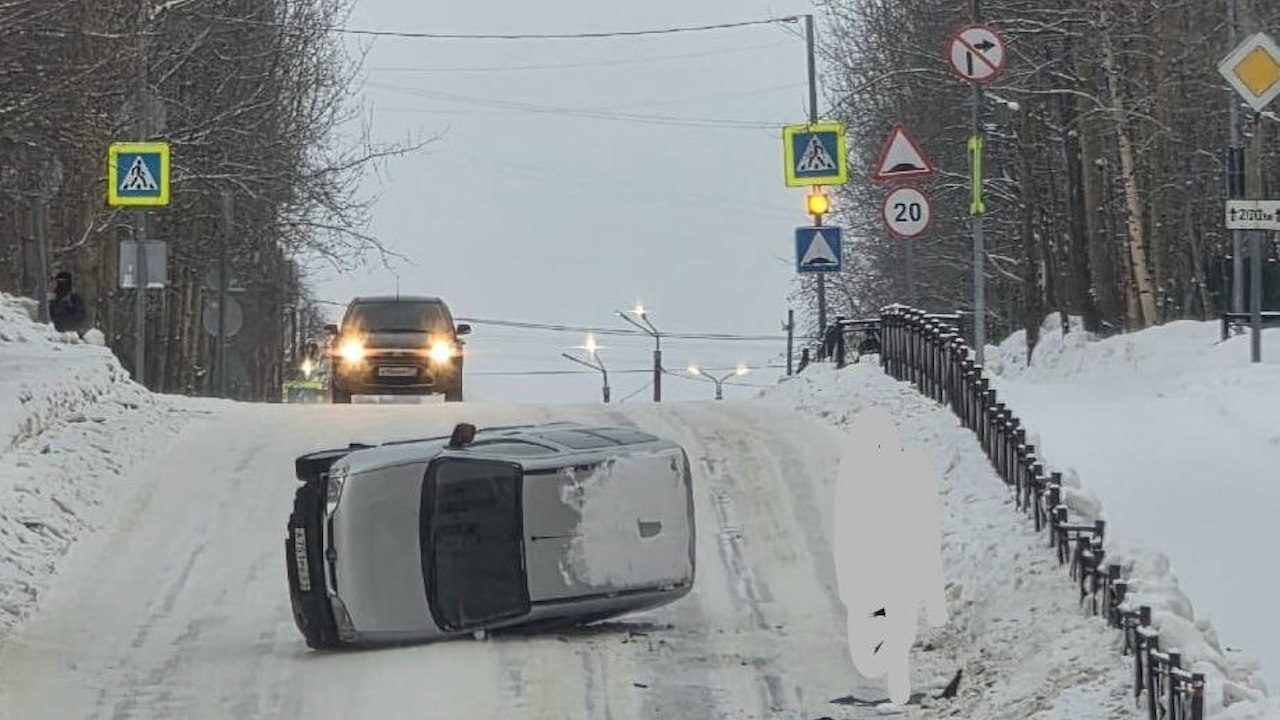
[49,270,86,335]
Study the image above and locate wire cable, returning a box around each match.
[367,40,795,74]
[196,14,801,41]
[363,81,786,129]
[456,317,789,342]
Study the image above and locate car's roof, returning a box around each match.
[348,295,446,305]
[337,422,677,476]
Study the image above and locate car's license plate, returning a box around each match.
[293,527,312,592]
[378,366,417,377]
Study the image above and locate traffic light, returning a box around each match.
[806,188,831,220]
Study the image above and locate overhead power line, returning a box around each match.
[364,82,787,129]
[199,15,801,41]
[456,317,790,342]
[367,40,795,73]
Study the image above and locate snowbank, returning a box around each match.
[762,361,1280,719]
[983,315,1280,715]
[0,293,193,639]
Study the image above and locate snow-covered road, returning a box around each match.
[0,401,899,720]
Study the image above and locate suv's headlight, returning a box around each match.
[338,338,366,363]
[428,340,455,364]
[326,464,348,515]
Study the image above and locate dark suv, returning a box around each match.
[325,296,469,403]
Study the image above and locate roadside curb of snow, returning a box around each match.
[0,294,129,452]
[760,362,1280,719]
[0,292,197,642]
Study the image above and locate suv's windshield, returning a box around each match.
[344,302,451,333]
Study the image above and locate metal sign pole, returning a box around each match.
[1228,0,1245,315]
[35,201,49,324]
[786,308,794,376]
[219,192,232,397]
[805,14,828,335]
[971,0,986,364]
[1250,115,1264,363]
[133,0,150,386]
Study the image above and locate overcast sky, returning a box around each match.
[312,0,819,403]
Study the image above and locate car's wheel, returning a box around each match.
[286,485,341,650]
[331,386,352,404]
[444,384,463,403]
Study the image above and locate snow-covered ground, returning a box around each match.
[0,290,1270,718]
[982,318,1280,712]
[0,295,196,638]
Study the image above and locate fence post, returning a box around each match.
[1191,673,1204,720]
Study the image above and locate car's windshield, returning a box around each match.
[344,302,451,333]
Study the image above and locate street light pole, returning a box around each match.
[687,364,749,401]
[561,353,610,403]
[562,333,610,403]
[617,306,662,402]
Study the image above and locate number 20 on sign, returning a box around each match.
[882,186,933,238]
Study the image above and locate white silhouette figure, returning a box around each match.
[833,406,948,705]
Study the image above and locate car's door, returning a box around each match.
[421,457,529,632]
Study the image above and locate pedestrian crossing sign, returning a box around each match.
[108,142,170,207]
[783,123,848,187]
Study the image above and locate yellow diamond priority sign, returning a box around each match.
[1219,32,1280,112]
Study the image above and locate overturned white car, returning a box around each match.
[286,422,696,649]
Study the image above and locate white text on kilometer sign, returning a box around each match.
[1226,200,1280,230]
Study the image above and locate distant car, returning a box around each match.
[282,379,327,404]
[325,295,469,404]
[285,422,696,649]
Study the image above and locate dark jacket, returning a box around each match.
[50,273,86,333]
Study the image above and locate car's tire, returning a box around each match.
[444,384,463,403]
[286,482,341,650]
[331,386,352,404]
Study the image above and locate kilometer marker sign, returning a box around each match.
[1226,200,1280,231]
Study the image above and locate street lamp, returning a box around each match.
[561,332,610,403]
[616,304,663,402]
[686,363,750,401]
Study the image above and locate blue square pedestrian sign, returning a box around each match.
[108,142,170,207]
[796,226,842,274]
[783,122,848,187]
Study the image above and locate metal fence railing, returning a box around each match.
[812,305,1206,720]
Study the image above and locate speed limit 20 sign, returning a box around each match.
[882,186,933,238]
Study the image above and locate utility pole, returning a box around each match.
[133,0,151,385]
[1228,0,1245,315]
[219,191,232,396]
[785,308,795,376]
[805,14,828,335]
[970,0,986,365]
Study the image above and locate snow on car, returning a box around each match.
[286,421,696,649]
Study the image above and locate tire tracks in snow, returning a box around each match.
[625,403,885,719]
[94,438,268,720]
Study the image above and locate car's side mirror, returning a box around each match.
[324,323,339,335]
[456,324,471,336]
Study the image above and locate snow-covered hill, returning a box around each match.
[0,293,194,637]
[980,317,1280,713]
